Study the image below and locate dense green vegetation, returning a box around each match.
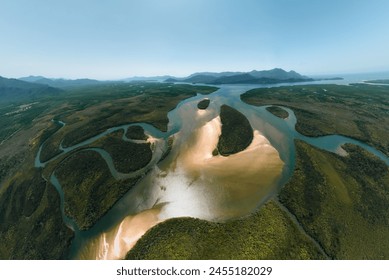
[266,106,289,119]
[217,105,253,156]
[197,99,210,110]
[39,121,65,162]
[0,102,52,144]
[0,169,73,259]
[126,134,389,260]
[57,83,216,147]
[241,84,389,156]
[125,125,147,140]
[1,82,217,161]
[1,80,388,260]
[90,130,152,173]
[0,82,218,259]
[279,141,389,259]
[0,153,24,185]
[126,200,325,260]
[56,150,140,230]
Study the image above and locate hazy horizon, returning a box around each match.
[1,0,389,79]
[1,68,389,82]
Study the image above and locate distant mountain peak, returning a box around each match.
[20,75,46,80]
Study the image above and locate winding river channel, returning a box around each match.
[34,81,389,260]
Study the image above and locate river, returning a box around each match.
[34,76,389,259]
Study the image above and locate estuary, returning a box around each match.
[34,82,389,259]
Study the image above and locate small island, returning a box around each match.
[217,105,253,156]
[197,99,210,110]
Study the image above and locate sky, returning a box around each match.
[1,0,389,79]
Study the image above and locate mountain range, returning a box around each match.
[18,68,317,87]
[19,76,103,88]
[0,68,341,103]
[0,76,61,103]
[165,68,314,84]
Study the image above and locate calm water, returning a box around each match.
[34,74,389,259]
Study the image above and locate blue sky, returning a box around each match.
[1,0,389,79]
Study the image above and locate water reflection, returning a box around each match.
[34,83,389,259]
[74,92,284,259]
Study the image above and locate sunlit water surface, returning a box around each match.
[35,79,389,259]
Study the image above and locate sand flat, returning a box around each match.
[78,108,284,260]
